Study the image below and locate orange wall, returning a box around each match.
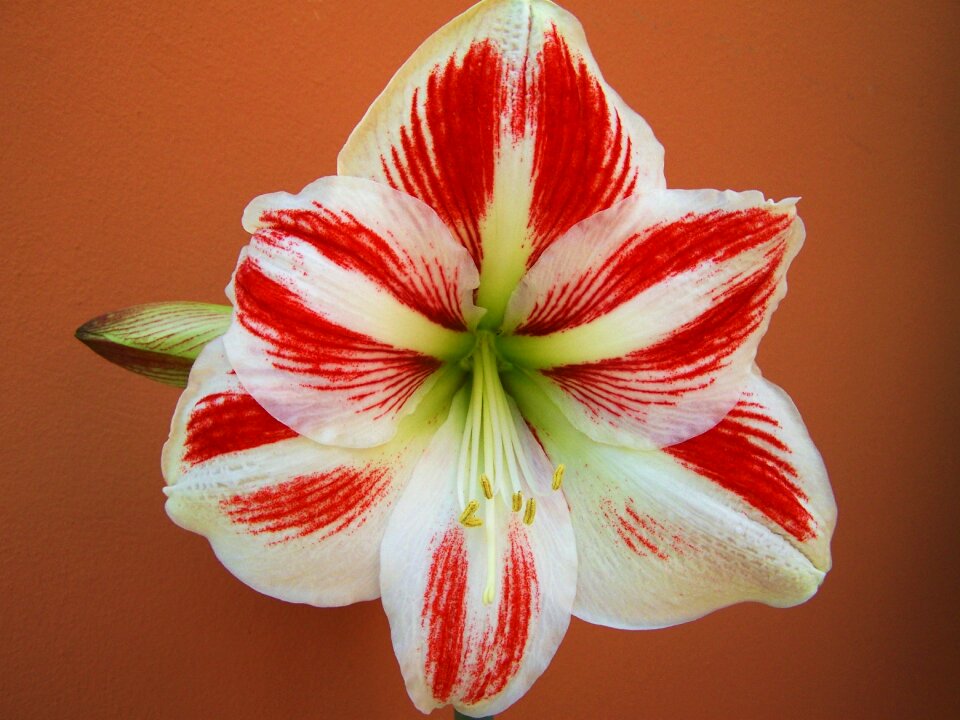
[2,1,957,717]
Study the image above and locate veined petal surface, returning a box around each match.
[499,189,804,449]
[507,368,835,629]
[380,389,576,716]
[223,176,477,448]
[163,339,452,606]
[338,0,665,326]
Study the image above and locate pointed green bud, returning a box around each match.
[76,302,232,387]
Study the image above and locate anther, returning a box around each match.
[512,491,523,513]
[552,464,566,491]
[480,474,494,500]
[523,498,537,526]
[459,500,482,528]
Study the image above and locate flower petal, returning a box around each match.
[380,389,576,716]
[499,189,804,449]
[338,0,664,325]
[223,176,477,448]
[162,339,455,606]
[506,368,835,629]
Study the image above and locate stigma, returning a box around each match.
[455,332,562,604]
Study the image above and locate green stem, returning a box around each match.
[454,711,493,720]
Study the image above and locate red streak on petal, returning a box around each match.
[256,209,466,331]
[220,465,391,542]
[234,259,440,419]
[462,524,540,704]
[183,391,297,465]
[381,42,505,265]
[544,249,785,419]
[523,420,547,456]
[665,394,815,541]
[526,27,639,267]
[601,498,668,560]
[422,525,470,702]
[519,208,793,336]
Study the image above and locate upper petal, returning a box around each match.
[223,176,476,448]
[380,388,577,716]
[506,367,836,629]
[338,0,664,326]
[162,339,455,606]
[499,189,804,449]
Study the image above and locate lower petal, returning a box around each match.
[380,389,577,716]
[162,339,450,606]
[506,369,835,629]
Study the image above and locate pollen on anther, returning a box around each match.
[523,498,537,526]
[552,464,566,491]
[459,499,482,528]
[480,474,494,500]
[512,491,523,512]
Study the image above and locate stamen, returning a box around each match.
[452,332,551,604]
[482,583,495,606]
[523,498,537,526]
[480,474,494,500]
[459,500,482,528]
[552,464,565,491]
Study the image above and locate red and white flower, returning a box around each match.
[161,0,836,716]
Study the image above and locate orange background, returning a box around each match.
[2,1,957,718]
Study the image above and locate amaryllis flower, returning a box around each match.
[158,0,836,716]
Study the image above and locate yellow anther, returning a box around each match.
[523,498,537,526]
[512,491,523,513]
[551,464,566,491]
[480,474,494,500]
[459,500,482,528]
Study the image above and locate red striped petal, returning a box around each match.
[224,177,475,448]
[219,466,393,542]
[525,25,647,267]
[664,386,823,544]
[507,368,835,630]
[378,40,504,267]
[500,190,804,450]
[541,248,783,418]
[380,388,576,716]
[182,391,297,466]
[233,258,442,421]
[339,0,663,324]
[516,205,794,336]
[421,523,541,705]
[163,340,441,607]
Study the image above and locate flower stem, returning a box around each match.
[454,710,493,720]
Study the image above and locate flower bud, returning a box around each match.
[76,302,232,387]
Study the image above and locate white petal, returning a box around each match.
[380,388,577,716]
[223,176,476,448]
[162,339,451,606]
[499,189,804,449]
[506,368,835,629]
[339,0,664,326]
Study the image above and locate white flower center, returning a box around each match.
[455,331,564,604]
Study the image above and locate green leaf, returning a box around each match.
[75,301,232,387]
